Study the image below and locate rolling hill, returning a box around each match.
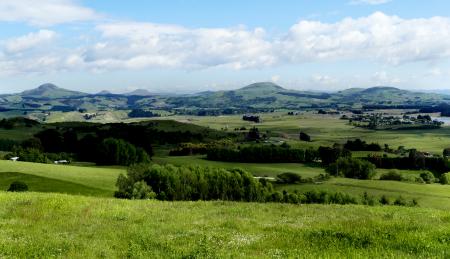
[0,82,449,117]
[21,83,86,98]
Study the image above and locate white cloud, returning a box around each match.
[3,12,450,78]
[0,0,99,26]
[81,22,275,70]
[280,12,450,65]
[4,30,56,53]
[350,0,392,5]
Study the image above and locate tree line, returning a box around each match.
[206,145,319,163]
[115,163,418,207]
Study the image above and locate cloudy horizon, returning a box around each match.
[1,0,450,94]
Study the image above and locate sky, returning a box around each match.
[1,0,450,94]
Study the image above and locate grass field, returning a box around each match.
[0,160,123,197]
[0,192,448,258]
[162,112,450,154]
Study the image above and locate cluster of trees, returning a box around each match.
[128,109,161,118]
[115,164,273,201]
[366,149,449,174]
[206,145,318,163]
[344,139,381,151]
[0,139,20,151]
[0,117,38,129]
[97,138,150,166]
[115,163,418,207]
[242,115,261,123]
[326,157,376,180]
[318,145,351,165]
[169,143,208,156]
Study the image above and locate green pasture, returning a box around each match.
[0,192,448,258]
[164,112,450,154]
[0,160,123,197]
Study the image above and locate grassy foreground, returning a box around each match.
[0,192,449,258]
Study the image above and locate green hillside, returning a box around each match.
[0,192,448,258]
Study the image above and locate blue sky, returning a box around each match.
[1,0,450,93]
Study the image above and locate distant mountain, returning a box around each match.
[1,82,449,115]
[125,89,153,96]
[334,86,445,106]
[21,83,85,98]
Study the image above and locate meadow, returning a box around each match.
[0,112,449,257]
[0,192,449,258]
[163,112,450,154]
[0,160,123,197]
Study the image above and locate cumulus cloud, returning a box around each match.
[0,0,99,26]
[280,12,450,65]
[81,22,275,70]
[4,30,56,53]
[3,12,450,75]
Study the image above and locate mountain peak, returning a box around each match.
[37,83,59,90]
[21,83,85,98]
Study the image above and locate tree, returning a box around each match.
[318,146,351,165]
[299,132,311,142]
[97,138,150,166]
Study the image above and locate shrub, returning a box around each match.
[440,173,450,185]
[419,171,435,184]
[379,195,390,205]
[276,172,302,184]
[7,181,28,192]
[299,132,311,142]
[394,196,407,206]
[379,170,403,181]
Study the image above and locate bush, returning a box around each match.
[379,195,390,205]
[440,173,450,185]
[419,171,435,184]
[7,181,28,192]
[394,196,407,206]
[379,170,403,181]
[299,132,311,142]
[276,172,302,184]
